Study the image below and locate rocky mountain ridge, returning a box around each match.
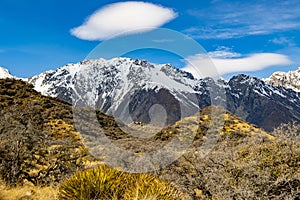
[264,67,300,92]
[1,59,299,131]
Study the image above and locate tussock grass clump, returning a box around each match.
[59,164,185,200]
[123,173,184,200]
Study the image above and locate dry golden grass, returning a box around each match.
[221,113,274,140]
[156,106,274,142]
[44,119,82,142]
[0,181,58,200]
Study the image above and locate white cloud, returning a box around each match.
[185,0,300,39]
[207,46,241,58]
[183,53,291,78]
[270,37,295,47]
[71,1,177,41]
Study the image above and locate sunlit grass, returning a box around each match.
[59,164,186,200]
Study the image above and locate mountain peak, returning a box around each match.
[229,74,261,85]
[0,66,13,79]
[26,58,300,131]
[263,67,300,92]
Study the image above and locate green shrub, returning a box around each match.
[123,173,184,200]
[59,165,185,200]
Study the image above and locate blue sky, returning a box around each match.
[1,0,300,79]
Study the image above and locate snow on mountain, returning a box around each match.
[225,74,300,131]
[28,58,204,125]
[28,58,196,96]
[0,66,13,79]
[28,58,300,131]
[263,67,300,92]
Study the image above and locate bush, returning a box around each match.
[59,165,185,200]
[0,79,87,187]
[0,103,86,187]
[157,123,300,199]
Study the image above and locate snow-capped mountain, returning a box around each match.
[28,58,203,126]
[28,58,196,98]
[0,66,13,79]
[27,58,300,131]
[263,67,300,92]
[224,74,300,131]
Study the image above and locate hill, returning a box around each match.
[0,78,109,186]
[0,79,299,199]
[156,107,300,199]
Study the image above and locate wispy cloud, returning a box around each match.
[270,37,295,47]
[0,49,5,53]
[207,46,241,58]
[71,2,177,41]
[183,48,291,78]
[152,39,175,43]
[185,0,300,39]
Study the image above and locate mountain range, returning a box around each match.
[1,59,300,131]
[1,62,300,199]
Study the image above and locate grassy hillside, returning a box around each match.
[0,79,131,186]
[0,78,89,187]
[0,78,299,199]
[0,79,185,200]
[157,108,300,199]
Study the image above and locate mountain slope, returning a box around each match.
[225,74,300,131]
[1,79,300,199]
[28,58,200,126]
[158,111,300,199]
[264,67,300,92]
[27,58,300,131]
[0,79,93,186]
[156,106,273,142]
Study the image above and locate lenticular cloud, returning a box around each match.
[183,53,291,78]
[71,1,177,41]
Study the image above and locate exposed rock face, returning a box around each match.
[28,58,203,127]
[27,58,300,131]
[225,74,300,131]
